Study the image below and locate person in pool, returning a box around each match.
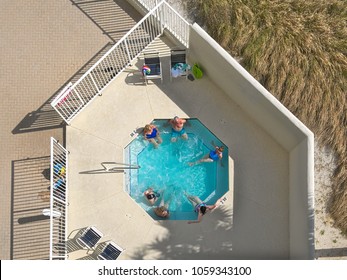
[189,145,224,166]
[154,193,171,219]
[143,124,162,148]
[144,187,160,205]
[184,193,224,224]
[169,116,188,142]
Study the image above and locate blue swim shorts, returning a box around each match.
[171,128,186,138]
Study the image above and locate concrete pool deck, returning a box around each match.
[66,35,289,260]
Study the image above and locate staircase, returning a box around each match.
[51,0,189,124]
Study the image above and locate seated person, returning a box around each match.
[143,124,162,148]
[144,187,160,205]
[169,116,188,142]
[154,194,171,219]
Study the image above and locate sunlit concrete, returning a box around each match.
[66,34,294,259]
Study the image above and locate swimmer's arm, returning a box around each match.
[187,213,203,224]
[207,204,217,211]
[208,199,223,210]
[143,131,148,139]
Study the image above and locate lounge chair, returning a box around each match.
[97,241,124,260]
[170,49,188,81]
[76,226,103,251]
[142,52,162,84]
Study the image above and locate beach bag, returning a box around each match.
[192,63,203,79]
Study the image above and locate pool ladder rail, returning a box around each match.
[101,162,141,172]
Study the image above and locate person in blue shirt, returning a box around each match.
[189,145,224,166]
[143,124,162,148]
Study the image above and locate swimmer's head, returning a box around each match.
[217,146,224,152]
[200,205,207,215]
[144,124,151,132]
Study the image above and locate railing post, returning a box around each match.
[123,39,133,66]
[89,73,100,92]
[49,138,54,260]
[159,2,164,33]
[50,137,69,260]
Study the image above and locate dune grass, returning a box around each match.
[188,0,347,233]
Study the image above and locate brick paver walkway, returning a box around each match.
[0,0,140,259]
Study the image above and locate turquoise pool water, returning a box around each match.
[124,119,229,220]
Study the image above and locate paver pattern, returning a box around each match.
[0,0,139,259]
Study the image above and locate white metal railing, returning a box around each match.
[51,0,190,124]
[49,137,69,260]
[158,1,190,45]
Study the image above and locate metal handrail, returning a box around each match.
[49,138,69,260]
[51,0,190,124]
[64,0,165,94]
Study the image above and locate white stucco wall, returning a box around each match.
[189,23,314,259]
[290,138,315,259]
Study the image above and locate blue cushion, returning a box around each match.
[100,244,122,260]
[80,228,101,248]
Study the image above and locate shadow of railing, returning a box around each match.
[70,0,142,42]
[13,1,143,134]
[11,156,52,260]
[11,42,117,134]
[11,104,65,134]
[79,161,141,174]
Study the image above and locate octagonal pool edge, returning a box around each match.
[124,118,229,220]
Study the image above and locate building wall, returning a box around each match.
[189,23,314,259]
[290,138,315,259]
